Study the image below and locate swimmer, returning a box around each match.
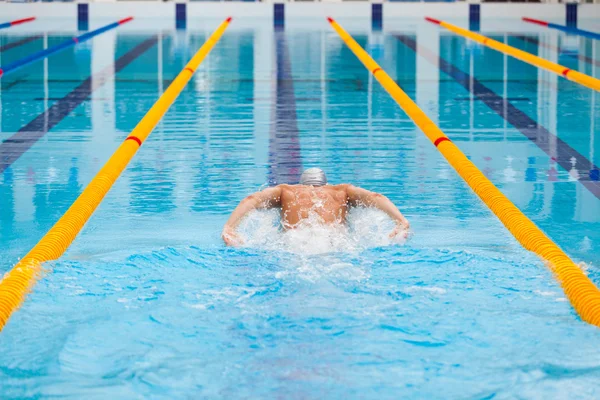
[222,168,410,246]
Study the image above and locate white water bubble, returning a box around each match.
[237,207,406,255]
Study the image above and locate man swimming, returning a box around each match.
[222,168,410,246]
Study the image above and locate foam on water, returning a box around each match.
[1,20,600,399]
[239,207,407,255]
[3,242,599,398]
[235,207,408,282]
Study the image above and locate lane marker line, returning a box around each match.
[329,17,600,328]
[125,136,142,146]
[516,35,600,69]
[10,17,36,26]
[523,16,600,40]
[268,28,303,185]
[0,17,232,331]
[522,17,549,27]
[0,37,158,174]
[118,17,133,25]
[395,34,600,198]
[425,17,442,25]
[0,17,35,30]
[434,137,451,147]
[426,17,600,92]
[0,17,133,79]
[0,35,42,53]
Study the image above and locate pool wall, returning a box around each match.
[0,2,598,31]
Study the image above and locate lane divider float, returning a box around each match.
[0,17,36,30]
[0,37,158,174]
[425,17,600,92]
[515,34,600,69]
[0,17,133,78]
[523,17,600,41]
[0,17,233,331]
[327,16,600,328]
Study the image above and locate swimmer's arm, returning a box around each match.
[222,186,283,246]
[346,185,410,232]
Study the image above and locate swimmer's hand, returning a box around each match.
[389,222,410,240]
[222,226,244,247]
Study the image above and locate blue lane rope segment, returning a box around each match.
[0,18,132,78]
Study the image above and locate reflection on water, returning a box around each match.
[33,158,81,228]
[268,30,303,186]
[0,27,597,257]
[3,240,599,398]
[0,20,599,398]
[0,27,596,257]
[129,162,176,214]
[0,168,14,240]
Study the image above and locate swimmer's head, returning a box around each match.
[299,168,327,187]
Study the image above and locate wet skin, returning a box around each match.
[276,184,350,228]
[222,183,410,246]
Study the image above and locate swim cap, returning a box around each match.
[299,168,327,186]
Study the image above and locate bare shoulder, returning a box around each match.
[270,183,295,191]
[326,184,354,198]
[257,185,285,199]
[276,184,295,196]
[330,183,352,191]
[330,183,361,194]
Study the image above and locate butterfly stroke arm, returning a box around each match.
[222,186,283,246]
[346,185,410,238]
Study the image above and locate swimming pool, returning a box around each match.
[1,16,600,398]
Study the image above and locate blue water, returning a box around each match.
[1,18,600,398]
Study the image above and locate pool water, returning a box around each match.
[1,17,600,398]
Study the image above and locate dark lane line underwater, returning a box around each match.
[0,36,158,174]
[268,29,303,186]
[0,18,133,78]
[0,34,42,53]
[395,34,600,200]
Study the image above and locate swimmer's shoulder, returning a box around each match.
[330,183,353,192]
[275,184,296,196]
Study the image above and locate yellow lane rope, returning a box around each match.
[327,17,600,327]
[0,17,233,331]
[424,17,600,92]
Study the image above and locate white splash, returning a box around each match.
[581,236,592,252]
[274,256,369,283]
[405,286,447,295]
[238,207,407,255]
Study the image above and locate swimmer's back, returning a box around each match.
[278,184,350,228]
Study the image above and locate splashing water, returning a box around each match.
[238,207,407,255]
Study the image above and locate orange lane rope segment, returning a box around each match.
[423,17,600,92]
[327,17,600,327]
[0,17,233,331]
